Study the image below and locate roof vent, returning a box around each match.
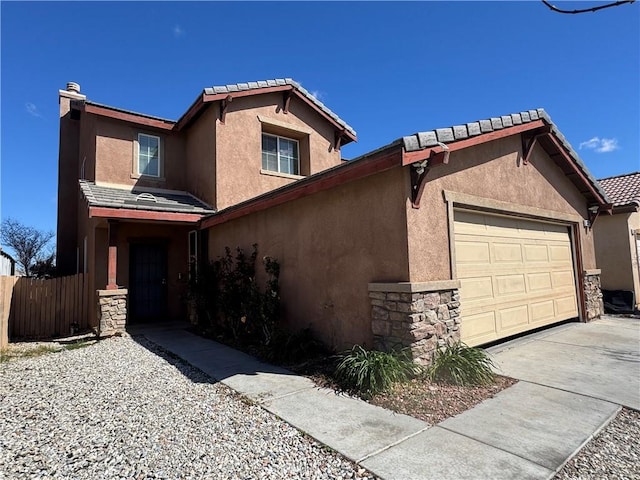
[66,82,81,94]
[136,193,157,203]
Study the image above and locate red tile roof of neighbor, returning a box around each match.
[598,172,640,208]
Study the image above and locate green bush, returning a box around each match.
[427,342,496,386]
[334,345,422,398]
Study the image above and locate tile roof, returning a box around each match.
[79,181,215,215]
[598,172,640,208]
[204,78,356,137]
[402,108,609,204]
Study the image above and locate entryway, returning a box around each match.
[129,243,168,323]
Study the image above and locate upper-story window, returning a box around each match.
[262,133,299,176]
[138,133,161,177]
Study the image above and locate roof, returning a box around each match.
[402,108,610,205]
[598,172,640,208]
[84,101,176,124]
[0,249,16,263]
[203,78,356,137]
[79,181,215,215]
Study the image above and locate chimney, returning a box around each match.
[66,82,81,94]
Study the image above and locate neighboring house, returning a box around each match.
[57,79,609,360]
[593,172,640,310]
[0,249,16,276]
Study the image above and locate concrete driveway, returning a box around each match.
[486,315,640,410]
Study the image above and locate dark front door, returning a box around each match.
[129,243,168,322]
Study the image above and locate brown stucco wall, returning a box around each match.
[206,166,409,349]
[93,116,186,191]
[215,94,343,209]
[185,104,217,207]
[594,211,640,305]
[406,135,596,282]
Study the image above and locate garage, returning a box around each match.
[454,209,579,346]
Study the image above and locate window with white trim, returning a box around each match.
[138,133,161,177]
[261,133,299,175]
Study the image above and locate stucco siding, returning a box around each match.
[406,135,596,282]
[594,211,640,305]
[93,117,186,191]
[185,105,217,207]
[215,94,343,209]
[206,166,409,349]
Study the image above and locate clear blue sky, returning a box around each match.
[1,1,639,247]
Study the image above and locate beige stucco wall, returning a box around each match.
[185,104,217,207]
[215,94,343,209]
[594,210,640,306]
[206,165,408,349]
[93,116,186,191]
[406,135,596,282]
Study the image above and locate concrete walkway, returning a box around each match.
[129,316,639,480]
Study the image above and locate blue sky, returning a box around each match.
[1,1,638,249]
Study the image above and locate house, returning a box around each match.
[593,172,640,311]
[0,249,16,276]
[57,79,608,361]
[56,79,355,332]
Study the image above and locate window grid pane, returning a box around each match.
[138,134,160,177]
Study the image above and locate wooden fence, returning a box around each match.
[0,274,90,346]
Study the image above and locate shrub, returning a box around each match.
[427,342,496,386]
[334,345,422,398]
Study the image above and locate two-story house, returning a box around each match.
[57,79,610,361]
[57,79,355,328]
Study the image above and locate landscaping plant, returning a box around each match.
[427,341,496,386]
[334,345,422,398]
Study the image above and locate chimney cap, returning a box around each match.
[66,82,81,93]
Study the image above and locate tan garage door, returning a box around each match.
[455,210,579,346]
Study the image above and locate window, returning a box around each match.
[138,133,161,177]
[262,133,299,175]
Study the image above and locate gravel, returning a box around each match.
[0,335,376,480]
[555,408,640,480]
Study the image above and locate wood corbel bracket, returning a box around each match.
[411,149,450,209]
[334,129,345,151]
[220,95,233,124]
[588,203,613,229]
[521,125,552,165]
[283,90,293,114]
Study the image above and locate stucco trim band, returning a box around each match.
[257,115,313,135]
[368,280,461,293]
[443,190,584,224]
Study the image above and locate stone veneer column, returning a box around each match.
[583,269,604,321]
[97,289,128,337]
[369,280,461,365]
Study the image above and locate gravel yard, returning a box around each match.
[0,336,376,480]
[554,407,640,480]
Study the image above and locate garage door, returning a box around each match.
[455,210,579,346]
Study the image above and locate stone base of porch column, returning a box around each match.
[583,270,604,321]
[97,289,128,337]
[369,280,461,365]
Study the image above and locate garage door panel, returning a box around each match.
[497,305,529,331]
[455,241,490,264]
[456,210,579,347]
[493,243,523,263]
[549,245,572,262]
[459,277,494,300]
[530,300,555,323]
[464,311,497,342]
[551,270,574,288]
[524,244,549,262]
[528,272,552,291]
[495,274,526,296]
[555,296,579,316]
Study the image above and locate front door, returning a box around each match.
[129,243,168,322]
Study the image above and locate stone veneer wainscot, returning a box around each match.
[583,269,604,321]
[97,289,128,337]
[369,281,461,365]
